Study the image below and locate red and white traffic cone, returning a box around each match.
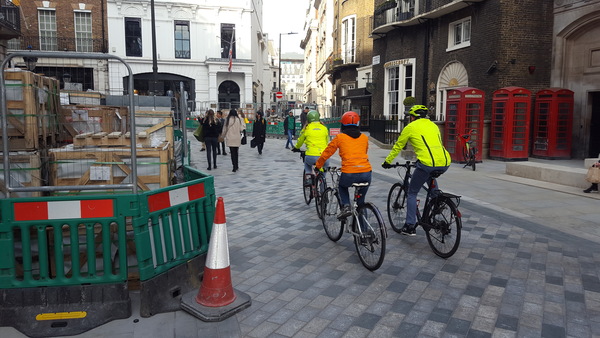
[181,197,251,322]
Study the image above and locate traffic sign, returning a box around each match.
[275,91,283,99]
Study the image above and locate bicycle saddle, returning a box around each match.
[352,182,370,187]
[430,170,445,178]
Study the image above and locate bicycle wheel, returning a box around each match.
[387,183,407,233]
[354,203,386,271]
[303,173,313,205]
[470,148,477,171]
[423,196,461,258]
[314,173,327,218]
[321,188,343,241]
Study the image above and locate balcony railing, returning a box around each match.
[325,52,363,74]
[372,8,415,31]
[0,0,20,39]
[372,0,484,32]
[8,35,108,53]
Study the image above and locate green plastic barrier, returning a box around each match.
[0,166,216,335]
[245,120,254,133]
[186,117,199,129]
[0,166,215,288]
[134,171,215,281]
[0,194,136,288]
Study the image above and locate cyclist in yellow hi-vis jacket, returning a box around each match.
[292,110,330,176]
[382,105,451,236]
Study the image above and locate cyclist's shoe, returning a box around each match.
[400,224,416,236]
[337,205,351,220]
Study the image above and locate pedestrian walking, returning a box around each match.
[300,106,309,129]
[201,109,221,171]
[220,109,246,172]
[253,110,267,155]
[216,110,227,155]
[283,110,296,149]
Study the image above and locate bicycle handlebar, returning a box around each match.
[388,161,417,169]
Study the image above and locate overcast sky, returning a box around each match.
[261,0,310,56]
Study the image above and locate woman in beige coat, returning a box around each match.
[221,109,246,172]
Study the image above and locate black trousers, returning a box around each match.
[257,141,264,154]
[204,137,218,167]
[229,147,239,169]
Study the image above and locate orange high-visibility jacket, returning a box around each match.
[316,132,372,173]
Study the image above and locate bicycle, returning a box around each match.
[460,129,477,171]
[296,150,327,218]
[320,180,387,271]
[386,161,462,258]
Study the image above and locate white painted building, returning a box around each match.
[107,0,269,111]
[301,0,334,116]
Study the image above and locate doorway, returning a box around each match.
[589,92,600,158]
[218,80,240,109]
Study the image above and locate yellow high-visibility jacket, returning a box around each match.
[385,118,451,167]
[295,122,329,156]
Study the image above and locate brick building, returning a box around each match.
[8,0,109,91]
[371,0,599,159]
[327,0,374,126]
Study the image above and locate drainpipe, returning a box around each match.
[422,20,430,107]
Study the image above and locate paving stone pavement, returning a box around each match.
[193,135,600,338]
[1,133,599,338]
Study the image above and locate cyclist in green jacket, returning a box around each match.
[292,110,330,175]
[382,105,451,236]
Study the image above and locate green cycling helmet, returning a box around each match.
[408,105,429,118]
[307,110,320,123]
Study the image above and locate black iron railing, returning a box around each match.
[370,117,403,145]
[8,35,108,53]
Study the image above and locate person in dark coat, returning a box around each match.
[201,109,221,170]
[253,111,267,154]
[216,110,227,156]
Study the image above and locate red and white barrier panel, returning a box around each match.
[147,183,205,213]
[13,199,115,221]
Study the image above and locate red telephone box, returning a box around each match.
[444,87,485,163]
[532,88,574,159]
[489,87,532,161]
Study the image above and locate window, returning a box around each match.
[38,9,57,51]
[273,71,276,78]
[384,59,415,118]
[125,18,142,57]
[447,17,471,51]
[341,83,355,97]
[273,82,276,89]
[74,11,93,52]
[341,16,356,63]
[174,21,190,59]
[221,23,236,59]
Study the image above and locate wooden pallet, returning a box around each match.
[73,131,150,147]
[61,105,129,138]
[0,152,44,198]
[1,70,60,151]
[49,147,172,193]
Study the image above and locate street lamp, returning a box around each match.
[278,32,298,94]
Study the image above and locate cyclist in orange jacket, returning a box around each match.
[315,111,372,219]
